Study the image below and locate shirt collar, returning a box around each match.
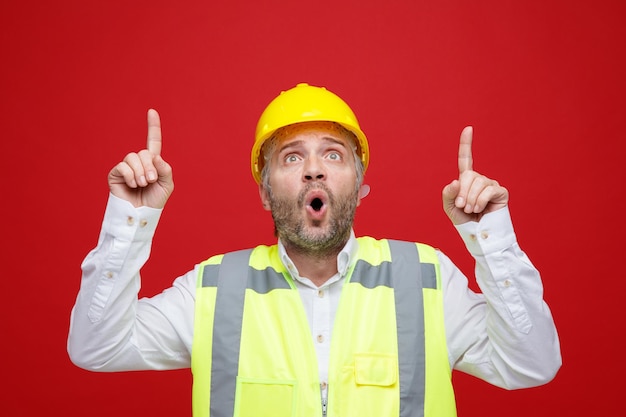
[278,230,359,285]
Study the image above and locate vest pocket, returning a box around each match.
[234,377,296,417]
[354,354,397,386]
[335,354,399,416]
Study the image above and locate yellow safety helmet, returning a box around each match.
[251,83,369,184]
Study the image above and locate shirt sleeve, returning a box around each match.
[440,206,561,389]
[67,194,197,371]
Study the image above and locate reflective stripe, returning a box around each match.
[247,268,291,293]
[421,264,437,290]
[210,249,251,417]
[350,261,393,288]
[202,260,290,294]
[388,240,426,417]
[350,259,436,290]
[201,265,219,287]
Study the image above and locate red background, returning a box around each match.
[2,0,624,415]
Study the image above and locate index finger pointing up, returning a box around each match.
[147,108,162,156]
[458,126,474,174]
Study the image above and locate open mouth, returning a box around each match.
[304,189,329,220]
[310,197,324,212]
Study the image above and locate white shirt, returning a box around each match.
[68,194,561,391]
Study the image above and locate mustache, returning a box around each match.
[297,182,334,207]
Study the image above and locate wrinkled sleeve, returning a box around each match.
[440,206,561,389]
[67,194,197,371]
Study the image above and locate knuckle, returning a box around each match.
[123,152,138,161]
[113,162,129,175]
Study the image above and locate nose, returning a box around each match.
[303,156,325,182]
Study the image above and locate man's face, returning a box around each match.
[259,122,363,256]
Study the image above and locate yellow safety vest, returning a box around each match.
[192,237,456,417]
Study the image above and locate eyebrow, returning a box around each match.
[278,136,348,154]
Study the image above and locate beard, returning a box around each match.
[268,182,359,258]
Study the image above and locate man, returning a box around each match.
[68,83,561,417]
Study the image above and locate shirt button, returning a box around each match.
[318,290,325,298]
[105,271,114,279]
[127,216,135,226]
[469,234,477,241]
[481,231,489,239]
[317,334,324,343]
[139,219,148,228]
[320,381,328,390]
[503,279,512,288]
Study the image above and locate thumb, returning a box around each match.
[152,154,173,180]
[442,179,460,206]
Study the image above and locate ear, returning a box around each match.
[356,184,370,207]
[259,183,271,211]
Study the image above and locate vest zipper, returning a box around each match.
[321,385,328,417]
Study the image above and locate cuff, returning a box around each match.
[101,193,163,242]
[455,206,517,256]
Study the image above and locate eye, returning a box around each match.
[326,151,342,161]
[285,154,301,163]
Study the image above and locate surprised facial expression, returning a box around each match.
[259,122,362,256]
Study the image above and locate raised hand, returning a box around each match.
[442,126,508,225]
[107,109,174,208]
